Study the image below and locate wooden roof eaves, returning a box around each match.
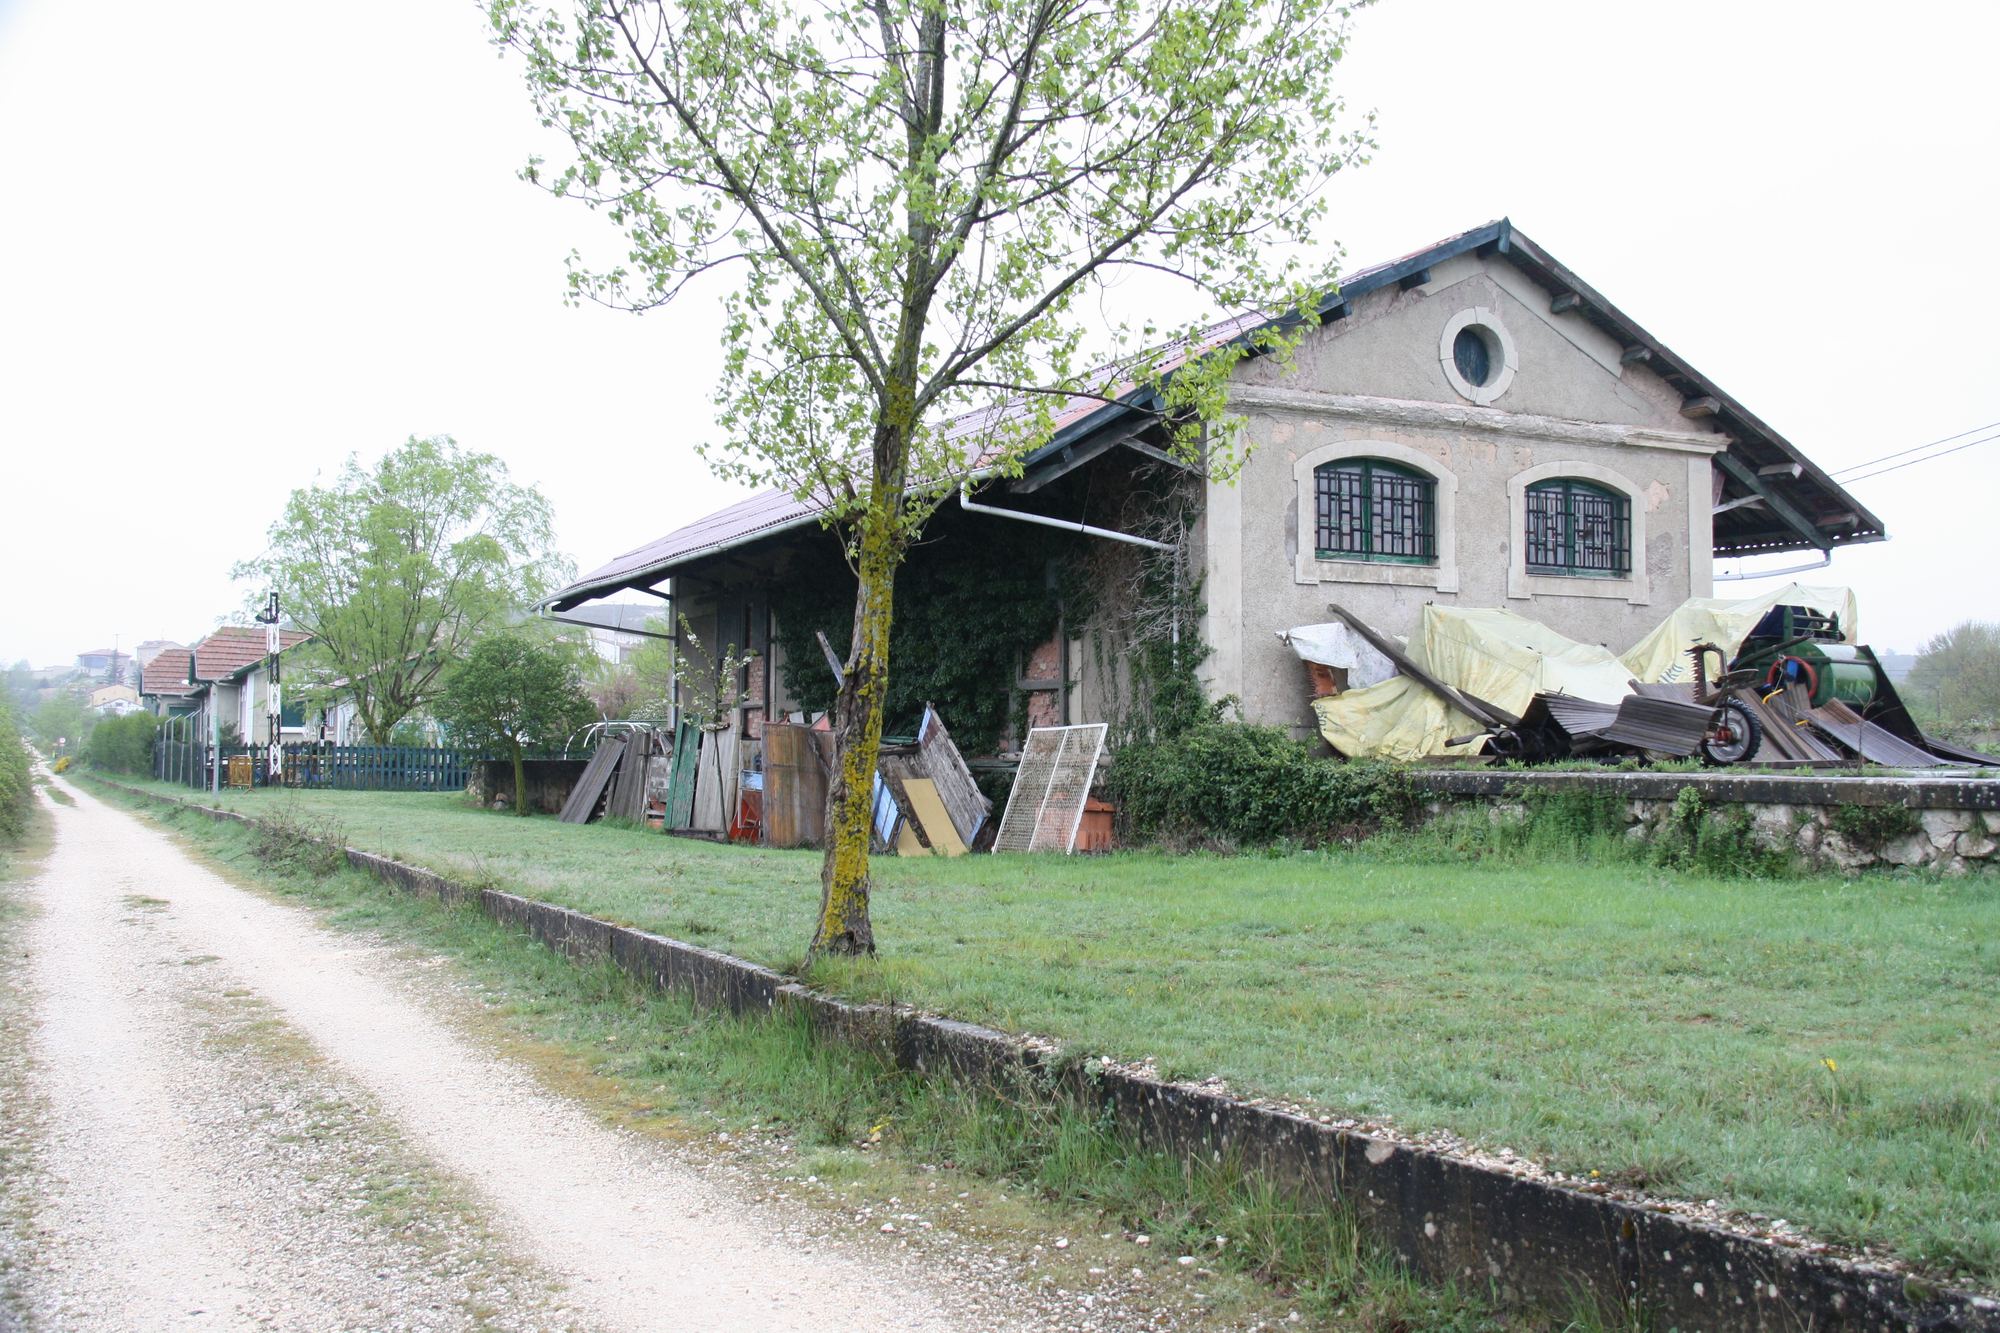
[1498,229,1886,553]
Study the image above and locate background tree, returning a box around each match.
[584,615,679,720]
[29,696,92,759]
[237,435,572,743]
[435,629,597,816]
[493,0,1370,954]
[1907,621,2000,739]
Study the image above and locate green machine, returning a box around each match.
[1728,605,1886,709]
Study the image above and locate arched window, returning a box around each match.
[1314,458,1437,563]
[1524,478,1631,576]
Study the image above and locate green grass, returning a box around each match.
[110,787,1531,1331]
[109,777,2000,1285]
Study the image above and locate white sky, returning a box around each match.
[1,0,1996,668]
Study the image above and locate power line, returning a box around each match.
[1838,430,2000,486]
[1830,419,2000,478]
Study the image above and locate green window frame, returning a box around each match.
[1313,459,1437,564]
[1524,479,1631,577]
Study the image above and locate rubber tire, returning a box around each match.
[1700,698,1763,766]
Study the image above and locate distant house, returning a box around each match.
[74,647,128,683]
[133,639,184,670]
[90,683,141,714]
[548,219,1881,749]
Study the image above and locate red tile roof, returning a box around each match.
[191,626,311,681]
[140,649,197,697]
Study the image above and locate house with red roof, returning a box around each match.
[546,220,1879,752]
[164,626,313,747]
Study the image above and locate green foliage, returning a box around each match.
[235,435,573,744]
[1830,802,1924,852]
[1906,621,2000,733]
[769,520,1076,753]
[1107,721,1420,846]
[435,631,597,759]
[0,702,31,845]
[1401,784,1796,879]
[28,695,92,755]
[85,711,158,775]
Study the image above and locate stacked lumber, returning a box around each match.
[558,728,671,824]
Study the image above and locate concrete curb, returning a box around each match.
[99,778,2000,1332]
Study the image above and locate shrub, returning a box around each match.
[1829,802,1923,852]
[0,702,30,844]
[1106,721,1420,846]
[86,711,159,775]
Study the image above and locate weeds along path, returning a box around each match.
[14,774,1047,1332]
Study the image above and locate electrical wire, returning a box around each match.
[1830,419,2000,478]
[1837,430,2000,486]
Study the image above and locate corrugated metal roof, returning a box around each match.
[552,219,1880,607]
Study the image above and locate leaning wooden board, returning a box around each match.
[558,737,625,824]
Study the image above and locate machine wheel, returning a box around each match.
[1700,698,1763,766]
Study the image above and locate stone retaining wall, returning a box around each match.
[1417,769,2000,873]
[92,778,2000,1332]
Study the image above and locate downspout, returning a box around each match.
[957,481,1176,552]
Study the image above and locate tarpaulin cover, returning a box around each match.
[1313,586,1861,760]
[1311,676,1486,762]
[1618,584,1858,686]
[1410,606,1635,715]
[1277,622,1398,688]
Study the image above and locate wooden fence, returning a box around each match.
[155,743,485,793]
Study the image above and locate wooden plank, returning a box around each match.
[916,707,991,848]
[607,731,647,820]
[666,720,700,830]
[902,778,967,856]
[762,723,826,847]
[559,736,625,823]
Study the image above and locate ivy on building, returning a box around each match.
[769,515,1091,755]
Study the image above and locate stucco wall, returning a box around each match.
[1204,257,1728,738]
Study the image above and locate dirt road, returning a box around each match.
[0,776,1094,1331]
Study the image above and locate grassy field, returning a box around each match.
[112,778,2000,1284]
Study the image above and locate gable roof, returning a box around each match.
[190,626,311,682]
[140,649,198,698]
[550,220,1880,609]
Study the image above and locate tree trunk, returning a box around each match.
[509,736,529,817]
[811,496,900,956]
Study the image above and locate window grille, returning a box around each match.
[1524,479,1631,576]
[1314,460,1437,563]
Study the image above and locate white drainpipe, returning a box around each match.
[957,480,1176,552]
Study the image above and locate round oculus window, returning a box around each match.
[1453,325,1494,388]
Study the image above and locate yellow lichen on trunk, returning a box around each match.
[811,490,900,956]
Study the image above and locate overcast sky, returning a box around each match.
[2,0,1995,668]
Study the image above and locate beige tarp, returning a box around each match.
[1311,676,1486,762]
[1411,605,1636,715]
[1312,586,1861,760]
[1618,584,1858,686]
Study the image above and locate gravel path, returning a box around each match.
[3,775,1094,1331]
